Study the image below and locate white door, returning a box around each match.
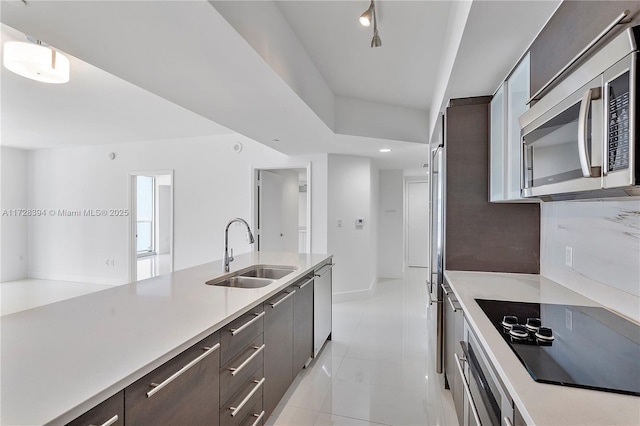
[407,181,429,267]
[259,171,284,251]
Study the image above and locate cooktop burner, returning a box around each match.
[476,299,640,397]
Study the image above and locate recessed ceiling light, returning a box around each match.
[379,148,391,153]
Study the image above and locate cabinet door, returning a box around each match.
[220,334,264,406]
[293,275,314,373]
[490,83,507,202]
[313,263,333,357]
[443,285,464,425]
[263,288,295,418]
[66,391,124,426]
[506,53,530,200]
[221,305,265,365]
[125,332,220,426]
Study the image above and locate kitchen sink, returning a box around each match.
[206,276,275,288]
[205,265,297,288]
[238,266,297,280]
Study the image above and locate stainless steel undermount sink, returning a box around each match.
[205,265,297,288]
[239,266,297,280]
[207,276,275,288]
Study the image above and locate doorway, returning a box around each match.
[406,179,429,268]
[254,166,311,253]
[129,171,174,282]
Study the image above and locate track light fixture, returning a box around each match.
[359,1,374,27]
[359,0,382,48]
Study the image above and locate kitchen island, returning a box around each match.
[445,270,640,426]
[0,252,331,425]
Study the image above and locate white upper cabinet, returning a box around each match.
[489,83,506,202]
[489,53,538,203]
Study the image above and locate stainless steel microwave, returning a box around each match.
[519,26,640,201]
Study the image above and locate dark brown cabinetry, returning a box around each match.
[66,391,124,426]
[292,275,314,373]
[445,97,540,274]
[219,305,265,426]
[221,305,265,365]
[66,269,323,426]
[263,288,295,418]
[125,332,220,426]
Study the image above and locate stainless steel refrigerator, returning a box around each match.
[428,113,445,374]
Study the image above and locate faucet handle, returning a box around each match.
[229,248,234,262]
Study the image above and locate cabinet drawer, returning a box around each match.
[220,367,264,426]
[221,304,264,365]
[66,391,124,426]
[239,398,265,426]
[220,334,264,405]
[125,332,220,426]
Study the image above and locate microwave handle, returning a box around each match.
[577,87,601,178]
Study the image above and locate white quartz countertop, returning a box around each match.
[444,270,640,426]
[0,252,331,426]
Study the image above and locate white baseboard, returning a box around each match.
[28,271,125,286]
[333,277,378,303]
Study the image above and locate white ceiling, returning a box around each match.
[276,0,452,110]
[0,24,232,150]
[0,0,560,170]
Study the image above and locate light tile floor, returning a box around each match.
[266,268,458,426]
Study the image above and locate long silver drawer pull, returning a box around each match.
[447,296,462,313]
[297,277,314,289]
[229,344,265,376]
[270,290,296,308]
[230,378,265,417]
[504,416,514,426]
[230,311,265,336]
[440,282,451,295]
[251,410,266,426]
[89,414,119,426]
[314,263,335,277]
[147,343,220,398]
[454,354,481,426]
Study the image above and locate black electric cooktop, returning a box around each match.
[476,299,640,396]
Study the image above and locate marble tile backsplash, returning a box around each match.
[540,200,640,322]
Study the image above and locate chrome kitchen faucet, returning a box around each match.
[223,218,255,272]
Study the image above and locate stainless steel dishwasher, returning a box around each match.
[313,261,334,357]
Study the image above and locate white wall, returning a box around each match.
[540,200,640,322]
[0,147,29,281]
[25,135,326,285]
[377,170,404,278]
[253,155,327,255]
[327,154,378,299]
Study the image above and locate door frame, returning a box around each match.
[128,170,175,283]
[252,163,312,253]
[404,176,429,269]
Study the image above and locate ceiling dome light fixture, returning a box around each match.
[3,37,70,84]
[359,0,382,48]
[379,148,391,153]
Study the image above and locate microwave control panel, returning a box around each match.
[607,71,630,172]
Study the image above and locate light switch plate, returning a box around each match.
[565,246,573,267]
